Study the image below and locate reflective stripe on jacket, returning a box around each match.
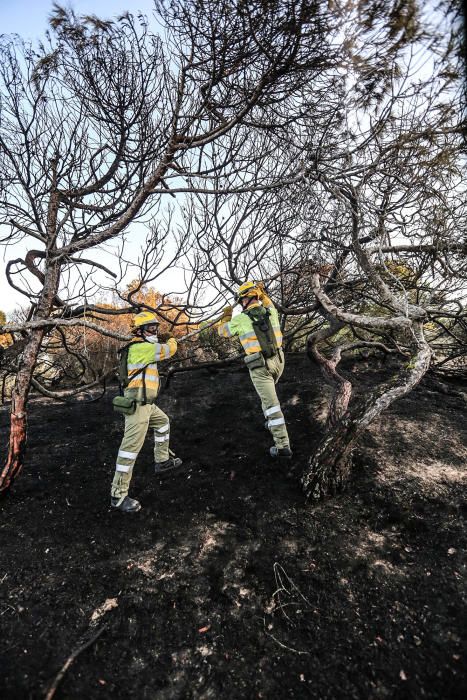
[217,298,282,355]
[126,338,177,401]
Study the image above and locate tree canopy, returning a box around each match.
[0,0,465,496]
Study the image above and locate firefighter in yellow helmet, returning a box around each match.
[110,311,184,513]
[217,281,292,458]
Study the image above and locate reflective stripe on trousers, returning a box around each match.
[111,403,171,499]
[249,350,289,449]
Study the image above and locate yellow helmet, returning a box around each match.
[133,310,160,329]
[235,280,259,303]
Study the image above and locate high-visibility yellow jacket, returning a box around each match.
[125,337,177,401]
[217,298,283,355]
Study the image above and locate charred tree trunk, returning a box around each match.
[1,329,47,493]
[0,178,61,495]
[0,261,61,494]
[302,328,432,500]
[306,325,352,430]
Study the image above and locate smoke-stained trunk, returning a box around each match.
[307,330,352,430]
[1,177,62,495]
[0,260,62,494]
[302,329,432,500]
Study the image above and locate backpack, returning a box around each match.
[117,342,148,403]
[245,307,278,359]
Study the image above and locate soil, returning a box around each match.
[0,354,466,700]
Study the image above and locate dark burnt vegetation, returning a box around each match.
[0,0,465,501]
[0,3,465,694]
[0,356,465,698]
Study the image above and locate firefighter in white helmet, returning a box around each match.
[217,281,292,458]
[110,311,183,513]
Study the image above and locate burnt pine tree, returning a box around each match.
[0,0,335,494]
[181,0,466,498]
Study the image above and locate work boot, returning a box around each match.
[154,456,184,477]
[269,446,293,459]
[111,495,141,513]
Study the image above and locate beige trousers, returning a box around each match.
[249,350,290,449]
[111,403,171,499]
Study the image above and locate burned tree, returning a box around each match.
[0,0,334,494]
[298,2,466,497]
[183,0,465,498]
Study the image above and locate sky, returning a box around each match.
[0,0,186,316]
[1,0,158,40]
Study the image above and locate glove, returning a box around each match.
[157,331,171,342]
[219,305,233,322]
[256,282,273,306]
[167,337,177,355]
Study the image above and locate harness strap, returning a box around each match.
[245,307,278,359]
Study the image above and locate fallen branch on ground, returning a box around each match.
[44,623,108,700]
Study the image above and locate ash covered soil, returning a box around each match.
[0,355,466,700]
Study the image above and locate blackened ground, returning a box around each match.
[0,355,466,700]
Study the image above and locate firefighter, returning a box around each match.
[217,281,292,458]
[111,311,183,513]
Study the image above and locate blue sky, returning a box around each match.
[1,0,183,315]
[2,0,158,40]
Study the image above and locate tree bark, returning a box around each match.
[0,260,61,495]
[302,330,432,500]
[307,331,353,430]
